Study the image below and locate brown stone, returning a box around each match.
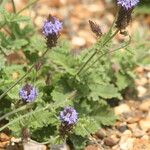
[95,129,106,139]
[0,141,9,148]
[0,133,10,142]
[104,137,118,147]
[139,100,150,112]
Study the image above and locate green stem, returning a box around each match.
[84,36,132,72]
[0,90,75,131]
[0,104,50,131]
[0,104,32,121]
[0,47,7,57]
[0,48,50,100]
[0,23,6,30]
[75,29,119,76]
[11,0,16,13]
[76,50,97,76]
[17,0,39,14]
[0,0,38,30]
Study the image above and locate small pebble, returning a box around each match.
[119,137,135,150]
[139,99,150,112]
[114,104,131,115]
[116,122,128,133]
[139,119,150,132]
[0,133,10,142]
[137,86,147,97]
[104,137,118,147]
[71,36,86,47]
[95,129,106,139]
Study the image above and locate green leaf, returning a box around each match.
[51,90,68,102]
[7,84,20,100]
[25,35,47,52]
[94,109,117,126]
[70,134,87,150]
[75,118,100,137]
[0,7,29,23]
[89,83,122,100]
[116,73,128,90]
[8,39,28,50]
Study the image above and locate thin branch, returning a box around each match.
[11,0,16,13]
[0,104,32,122]
[17,0,39,14]
[0,0,39,30]
[75,29,119,76]
[0,47,7,57]
[0,48,50,100]
[84,36,132,73]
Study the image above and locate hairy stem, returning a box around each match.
[75,29,119,76]
[84,36,131,73]
[0,48,50,100]
[0,91,75,131]
[11,0,16,13]
[0,0,39,30]
[17,0,39,14]
[0,47,7,57]
[0,105,50,131]
[0,104,32,122]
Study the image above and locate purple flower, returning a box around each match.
[117,0,140,10]
[19,84,37,103]
[42,16,62,37]
[60,107,78,125]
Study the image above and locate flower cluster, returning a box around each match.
[19,84,37,103]
[117,0,140,10]
[116,0,140,32]
[42,15,62,48]
[59,107,78,125]
[43,17,62,36]
[59,107,78,138]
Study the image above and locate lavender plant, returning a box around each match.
[0,0,148,149]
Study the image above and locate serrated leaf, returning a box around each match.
[75,118,99,137]
[25,35,47,52]
[89,83,122,99]
[49,50,76,75]
[70,134,87,150]
[116,73,128,90]
[51,90,68,102]
[95,109,117,126]
[7,84,20,100]
[8,39,28,50]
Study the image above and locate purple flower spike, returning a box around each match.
[19,84,37,103]
[42,16,62,37]
[60,107,78,125]
[117,0,140,10]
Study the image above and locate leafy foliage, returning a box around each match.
[0,2,149,150]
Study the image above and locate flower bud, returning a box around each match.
[89,20,102,37]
